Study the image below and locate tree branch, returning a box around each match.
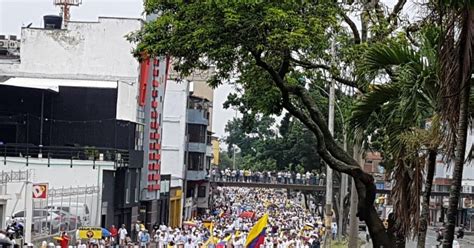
[278,49,291,78]
[341,11,361,44]
[385,0,407,36]
[289,58,363,91]
[388,0,407,24]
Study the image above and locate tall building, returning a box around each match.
[161,72,214,226]
[0,16,169,240]
[161,79,190,227]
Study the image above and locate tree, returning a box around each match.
[349,26,442,247]
[224,115,276,156]
[224,114,323,172]
[434,1,474,246]
[129,1,409,246]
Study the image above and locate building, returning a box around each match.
[161,79,190,227]
[429,130,474,228]
[0,16,150,240]
[161,72,214,227]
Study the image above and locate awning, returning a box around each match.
[0,77,118,92]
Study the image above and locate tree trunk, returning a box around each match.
[442,79,471,246]
[348,145,360,248]
[417,149,437,248]
[348,178,359,248]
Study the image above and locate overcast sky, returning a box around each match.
[0,0,236,140]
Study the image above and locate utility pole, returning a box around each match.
[232,145,236,170]
[324,39,336,247]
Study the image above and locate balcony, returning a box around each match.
[0,144,130,167]
[187,109,209,125]
[187,142,207,153]
[186,170,208,181]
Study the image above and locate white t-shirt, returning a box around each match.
[119,228,128,240]
[184,241,195,248]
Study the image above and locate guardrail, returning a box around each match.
[0,144,129,168]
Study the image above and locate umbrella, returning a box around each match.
[239,211,255,219]
[102,228,111,237]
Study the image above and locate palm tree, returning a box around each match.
[349,26,441,247]
[435,1,474,246]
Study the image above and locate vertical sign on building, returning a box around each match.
[140,56,169,200]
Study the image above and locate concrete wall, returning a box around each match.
[161,80,189,189]
[2,17,142,81]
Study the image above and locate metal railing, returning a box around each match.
[1,144,129,168]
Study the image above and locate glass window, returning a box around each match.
[198,186,206,197]
[188,124,206,143]
[13,211,24,218]
[135,124,144,151]
[126,169,131,204]
[135,170,140,203]
[188,152,204,170]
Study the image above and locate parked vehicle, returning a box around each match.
[52,209,82,230]
[8,209,62,233]
[44,202,90,225]
[6,219,23,240]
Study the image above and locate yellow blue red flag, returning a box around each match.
[245,213,269,248]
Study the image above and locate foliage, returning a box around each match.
[349,26,441,240]
[224,114,322,172]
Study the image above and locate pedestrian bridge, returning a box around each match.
[210,179,474,197]
[210,180,334,191]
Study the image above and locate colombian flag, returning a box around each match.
[245,213,269,248]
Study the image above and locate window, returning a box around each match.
[135,170,140,202]
[188,152,204,170]
[188,124,206,143]
[365,160,373,164]
[206,132,212,145]
[206,157,211,170]
[198,186,206,198]
[13,211,24,218]
[135,124,144,150]
[125,169,131,204]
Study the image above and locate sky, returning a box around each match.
[0,0,236,140]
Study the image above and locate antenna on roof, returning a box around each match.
[53,0,82,27]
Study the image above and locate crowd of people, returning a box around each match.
[139,187,330,247]
[211,169,326,186]
[39,187,331,247]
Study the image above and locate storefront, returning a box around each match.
[169,188,182,228]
